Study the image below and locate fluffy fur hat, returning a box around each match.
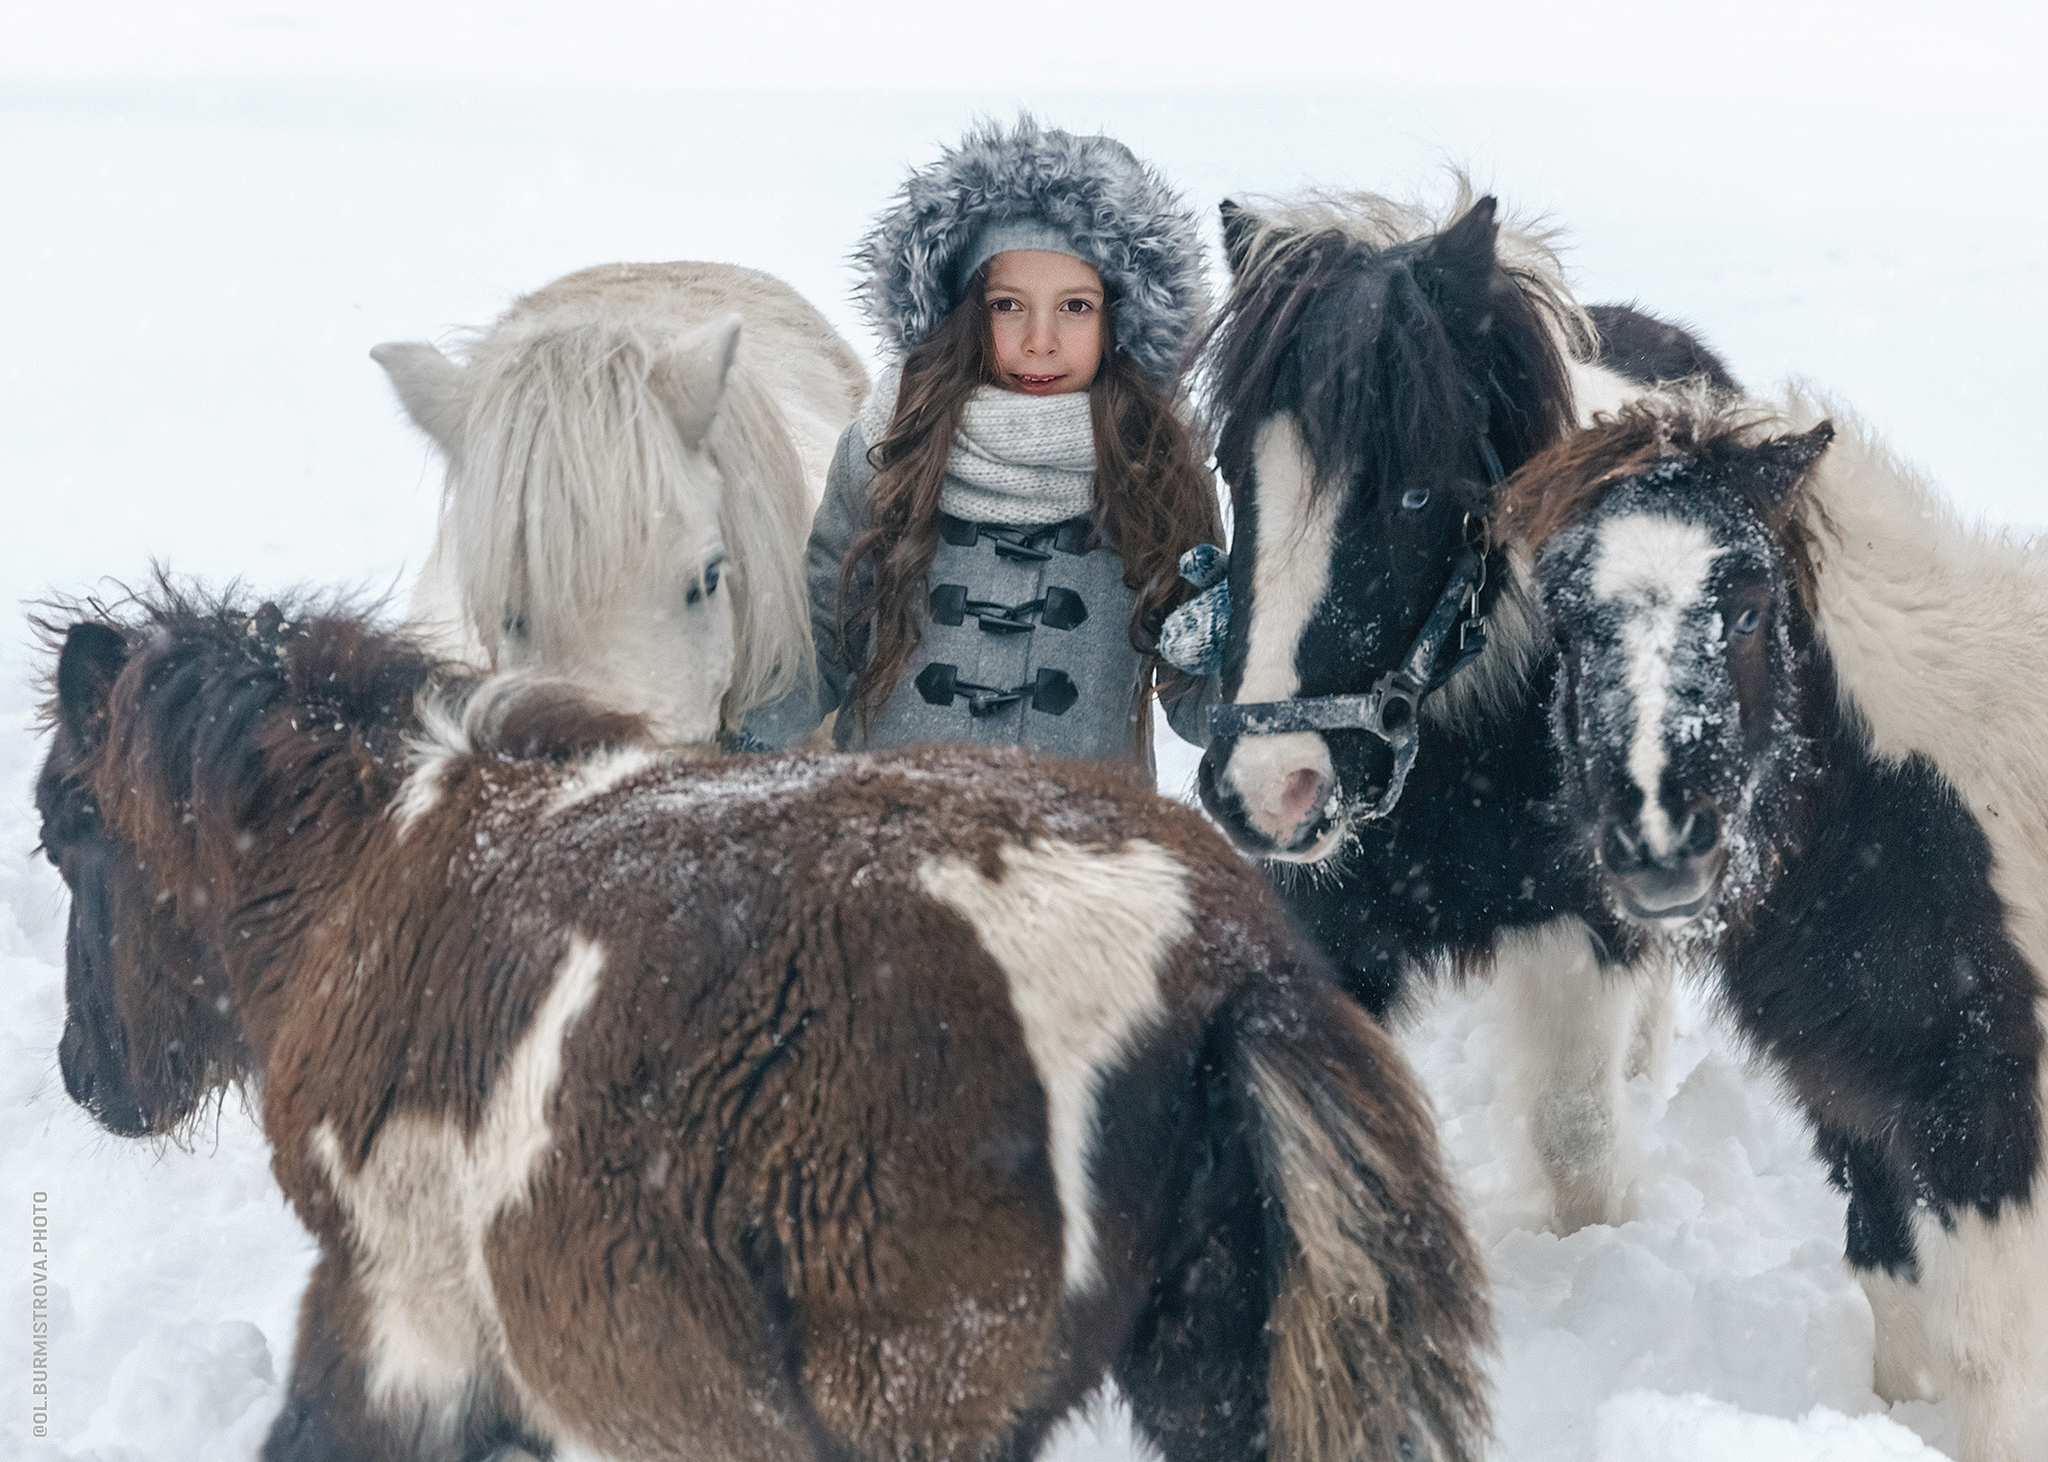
[856,115,1208,383]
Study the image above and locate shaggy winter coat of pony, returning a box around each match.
[1512,388,2048,1462]
[36,586,1495,1462]
[856,114,1207,382]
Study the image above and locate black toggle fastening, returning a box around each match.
[914,663,1080,716]
[929,585,1089,634]
[937,513,1093,561]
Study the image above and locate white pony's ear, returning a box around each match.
[654,314,743,446]
[371,341,467,456]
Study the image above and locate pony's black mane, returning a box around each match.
[37,581,443,840]
[1201,210,1578,511]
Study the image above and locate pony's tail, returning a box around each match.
[1232,977,1493,1462]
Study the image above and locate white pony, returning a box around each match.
[374,262,867,743]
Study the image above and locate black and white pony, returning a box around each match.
[1193,189,1737,1233]
[375,261,867,744]
[1515,392,2048,1462]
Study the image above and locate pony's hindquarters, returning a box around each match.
[1120,974,1494,1462]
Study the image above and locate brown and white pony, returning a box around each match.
[34,585,1492,1462]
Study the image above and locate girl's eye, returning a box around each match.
[1732,606,1761,636]
[1400,486,1430,511]
[1059,298,1094,313]
[988,297,1021,313]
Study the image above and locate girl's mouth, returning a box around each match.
[1010,372,1065,390]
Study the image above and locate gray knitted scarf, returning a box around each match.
[860,366,1096,526]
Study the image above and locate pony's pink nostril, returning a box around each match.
[1280,768,1324,823]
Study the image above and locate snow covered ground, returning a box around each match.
[4,12,2044,1458]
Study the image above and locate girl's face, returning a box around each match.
[983,250,1105,395]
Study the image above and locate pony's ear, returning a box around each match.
[655,313,743,446]
[1219,199,1263,278]
[56,621,129,752]
[1420,196,1500,330]
[371,341,467,456]
[1751,421,1836,510]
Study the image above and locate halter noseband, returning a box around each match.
[1206,396,1505,823]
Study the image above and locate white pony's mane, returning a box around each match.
[447,300,816,726]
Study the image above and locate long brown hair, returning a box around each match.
[837,273,1222,750]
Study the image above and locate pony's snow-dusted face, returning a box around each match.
[1539,470,1807,928]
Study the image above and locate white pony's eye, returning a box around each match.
[687,556,726,607]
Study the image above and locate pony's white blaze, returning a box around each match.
[1225,415,1342,846]
[309,934,606,1437]
[918,839,1189,1295]
[1591,512,1722,856]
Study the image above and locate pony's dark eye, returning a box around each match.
[1732,606,1761,636]
[1401,487,1430,511]
[687,558,725,607]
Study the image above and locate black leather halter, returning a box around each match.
[1205,399,1507,823]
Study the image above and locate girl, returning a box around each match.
[747,116,1220,776]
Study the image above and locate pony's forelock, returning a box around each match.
[445,305,817,727]
[1203,180,1590,506]
[1498,389,1826,609]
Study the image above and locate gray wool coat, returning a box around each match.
[744,420,1208,775]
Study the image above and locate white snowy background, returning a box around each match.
[4,2,2045,1457]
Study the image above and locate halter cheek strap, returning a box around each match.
[1205,537,1487,819]
[1207,392,1505,823]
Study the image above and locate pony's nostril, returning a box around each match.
[1279,768,1325,824]
[1682,807,1722,857]
[1600,820,1646,873]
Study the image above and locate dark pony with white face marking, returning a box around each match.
[1197,194,1578,859]
[35,584,1492,1462]
[1196,188,1739,1234]
[1519,398,2048,1462]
